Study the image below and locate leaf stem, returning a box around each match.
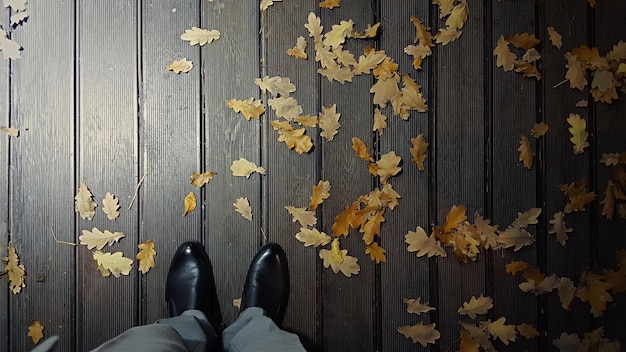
[51,227,77,246]
[128,172,149,210]
[552,79,569,88]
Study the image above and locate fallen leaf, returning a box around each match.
[351,137,374,162]
[497,226,535,251]
[190,170,217,187]
[4,0,27,11]
[517,324,539,339]
[575,99,588,108]
[565,52,587,90]
[410,134,429,171]
[287,36,308,59]
[576,271,613,317]
[268,96,303,120]
[353,47,387,75]
[457,295,493,319]
[435,27,462,45]
[350,22,380,39]
[376,151,402,183]
[28,321,44,345]
[295,227,330,247]
[404,43,432,70]
[227,98,265,120]
[591,70,614,92]
[322,20,354,48]
[558,277,576,310]
[530,122,549,138]
[0,33,21,60]
[373,57,399,81]
[102,192,120,220]
[0,126,19,137]
[79,228,125,250]
[270,120,313,154]
[403,296,435,315]
[233,197,252,221]
[305,12,323,43]
[317,65,354,84]
[548,211,573,245]
[410,16,434,47]
[445,1,468,30]
[230,158,266,178]
[183,192,196,217]
[2,246,26,294]
[180,27,220,46]
[318,0,340,9]
[309,180,331,211]
[136,240,156,274]
[260,0,281,10]
[319,104,341,141]
[511,207,542,228]
[295,115,318,127]
[553,332,582,352]
[93,250,133,278]
[506,33,540,50]
[444,204,467,233]
[519,274,560,295]
[459,329,481,352]
[331,201,360,237]
[319,238,360,277]
[166,58,193,73]
[405,226,447,257]
[254,76,296,97]
[494,35,516,71]
[285,206,316,227]
[373,108,387,136]
[398,322,440,347]
[485,317,517,345]
[365,241,386,263]
[75,182,97,221]
[547,27,562,49]
[518,134,535,169]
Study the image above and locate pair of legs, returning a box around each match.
[33,242,305,352]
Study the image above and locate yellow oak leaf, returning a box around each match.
[607,40,626,62]
[270,120,313,154]
[75,182,97,221]
[102,192,120,220]
[553,332,582,351]
[350,22,380,39]
[268,96,303,121]
[591,70,614,93]
[183,192,196,217]
[233,197,253,221]
[576,99,588,107]
[318,0,340,9]
[576,271,613,317]
[519,274,560,294]
[4,0,27,11]
[485,317,517,345]
[353,47,387,75]
[254,75,296,97]
[600,181,616,220]
[93,250,133,278]
[373,108,387,136]
[506,33,540,50]
[319,238,360,277]
[351,137,374,162]
[230,158,266,178]
[403,296,435,315]
[165,58,193,74]
[511,207,542,228]
[517,324,539,339]
[405,226,447,258]
[285,206,317,227]
[373,57,399,81]
[331,201,360,237]
[322,19,354,48]
[332,46,356,66]
[319,104,341,141]
[559,178,596,213]
[365,241,386,263]
[506,260,529,276]
[287,36,308,59]
[457,295,493,319]
[294,115,318,127]
[227,98,265,120]
[180,27,220,46]
[474,213,499,249]
[136,240,156,274]
[2,246,26,294]
[461,323,494,351]
[565,53,588,90]
[28,321,44,345]
[444,204,467,232]
[530,122,549,138]
[398,322,440,347]
[309,180,331,211]
[260,0,281,10]
[547,27,562,49]
[518,134,534,169]
[318,65,354,84]
[435,27,462,45]
[360,210,385,245]
[190,170,217,187]
[599,152,625,166]
[459,329,480,352]
[314,42,337,68]
[497,226,535,251]
[404,43,432,70]
[435,0,455,18]
[376,151,401,183]
[558,277,576,310]
[603,269,626,294]
[392,75,428,118]
[514,60,542,80]
[295,227,331,247]
[548,211,572,245]
[410,16,434,47]
[493,35,516,71]
[305,12,323,43]
[1,126,19,137]
[445,1,468,30]
[522,48,541,63]
[79,227,125,250]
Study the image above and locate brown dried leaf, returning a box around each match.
[183,192,196,217]
[518,134,535,169]
[190,170,217,187]
[136,240,156,274]
[2,246,26,294]
[547,27,562,49]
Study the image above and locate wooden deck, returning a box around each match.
[1,0,625,351]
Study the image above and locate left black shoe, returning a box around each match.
[165,241,224,333]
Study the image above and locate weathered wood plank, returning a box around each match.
[76,1,139,349]
[8,1,76,350]
[378,2,432,351]
[594,0,626,342]
[543,0,592,342]
[202,0,261,327]
[490,1,538,350]
[140,0,203,325]
[0,7,9,351]
[434,0,487,350]
[320,1,376,351]
[262,1,321,349]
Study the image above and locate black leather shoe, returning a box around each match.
[240,242,290,326]
[165,241,224,333]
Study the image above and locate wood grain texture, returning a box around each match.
[378,2,433,351]
[8,1,76,350]
[490,1,538,350]
[262,1,321,349]
[76,1,139,349]
[543,0,593,342]
[434,0,487,350]
[140,0,203,325]
[320,1,376,351]
[201,0,261,327]
[0,7,9,351]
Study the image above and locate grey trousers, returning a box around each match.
[32,307,306,352]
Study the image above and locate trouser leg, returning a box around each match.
[222,307,306,352]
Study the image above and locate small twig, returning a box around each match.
[260,228,268,242]
[552,79,569,89]
[128,172,149,210]
[51,227,77,246]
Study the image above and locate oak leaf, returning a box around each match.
[457,295,493,319]
[514,60,541,80]
[318,65,354,84]
[370,73,401,108]
[353,47,387,75]
[517,324,539,339]
[376,151,401,183]
[397,322,440,347]
[360,210,385,245]
[333,46,356,66]
[519,274,560,295]
[319,238,360,277]
[408,135,428,171]
[234,197,253,221]
[183,192,196,217]
[4,0,27,11]
[497,226,535,251]
[506,33,540,50]
[295,227,330,247]
[365,242,386,263]
[75,182,97,220]
[444,204,467,233]
[180,27,220,46]
[459,329,480,352]
[485,317,517,345]
[548,211,572,245]
[505,260,529,276]
[558,277,576,310]
[102,192,120,220]
[403,297,435,315]
[494,35,516,71]
[79,228,125,250]
[319,104,341,141]
[576,99,588,108]
[260,0,281,10]
[295,115,318,127]
[287,36,308,59]
[28,321,44,345]
[445,1,468,30]
[270,120,313,154]
[530,122,549,138]
[553,332,582,352]
[565,53,587,90]
[322,20,354,48]
[227,98,265,120]
[254,76,296,97]
[518,134,535,169]
[305,12,323,43]
[351,137,374,162]
[309,180,331,211]
[474,213,499,249]
[410,16,434,47]
[93,250,133,278]
[166,58,193,73]
[547,27,562,49]
[230,158,265,178]
[576,271,613,317]
[314,43,337,68]
[435,27,462,45]
[331,201,360,237]
[268,96,303,120]
[393,75,428,118]
[0,31,21,60]
[405,226,447,258]
[350,22,380,39]
[373,57,399,81]
[373,108,387,136]
[1,126,19,137]
[318,0,340,9]
[404,43,432,70]
[136,240,156,274]
[190,170,217,187]
[511,207,541,228]
[2,246,26,294]
[285,206,316,227]
[522,48,541,63]
[461,323,494,351]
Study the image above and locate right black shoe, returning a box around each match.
[165,241,224,334]
[240,242,290,327]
